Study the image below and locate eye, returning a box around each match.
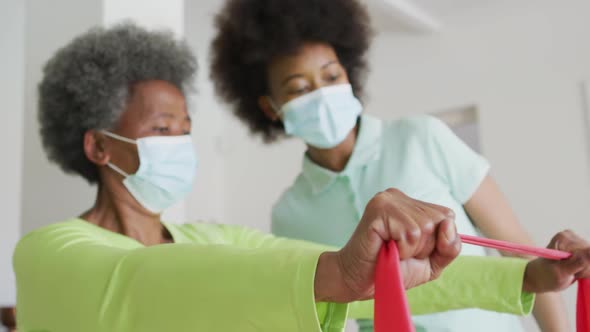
[289,86,310,96]
[152,127,170,134]
[327,73,341,82]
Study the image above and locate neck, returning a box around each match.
[81,182,171,246]
[306,124,359,173]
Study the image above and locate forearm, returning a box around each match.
[532,293,570,332]
[347,256,536,319]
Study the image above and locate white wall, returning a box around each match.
[20,0,101,234]
[104,0,184,36]
[0,0,25,306]
[183,1,229,224]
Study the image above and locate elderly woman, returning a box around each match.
[13,23,590,332]
[209,0,572,331]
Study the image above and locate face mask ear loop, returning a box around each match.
[106,162,130,178]
[100,130,135,178]
[267,97,284,118]
[101,130,137,145]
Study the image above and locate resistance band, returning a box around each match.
[375,236,589,332]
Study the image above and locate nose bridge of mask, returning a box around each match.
[319,83,353,96]
[134,135,197,179]
[280,84,353,131]
[281,84,352,114]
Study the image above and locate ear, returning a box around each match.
[258,96,280,122]
[83,130,110,166]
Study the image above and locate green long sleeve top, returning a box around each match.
[13,219,534,332]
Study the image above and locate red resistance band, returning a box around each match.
[374,241,415,332]
[579,279,590,332]
[374,240,589,332]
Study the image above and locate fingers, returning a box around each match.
[547,230,589,252]
[571,249,590,279]
[386,204,431,258]
[550,257,581,291]
[429,219,461,280]
[383,188,454,221]
[386,214,422,260]
[378,188,455,260]
[545,230,590,280]
[419,200,456,221]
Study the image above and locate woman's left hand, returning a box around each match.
[523,230,590,293]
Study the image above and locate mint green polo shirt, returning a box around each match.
[272,114,525,332]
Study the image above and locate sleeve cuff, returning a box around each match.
[457,160,491,204]
[497,257,535,315]
[294,249,349,332]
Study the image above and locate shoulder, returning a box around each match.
[13,218,99,270]
[383,115,447,140]
[376,115,450,157]
[16,218,94,246]
[271,173,314,232]
[272,174,309,217]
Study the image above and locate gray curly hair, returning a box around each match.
[38,22,197,184]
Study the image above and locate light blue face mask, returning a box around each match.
[102,131,198,213]
[274,84,363,149]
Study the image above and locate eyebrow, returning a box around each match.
[280,60,339,87]
[321,60,338,69]
[152,113,191,122]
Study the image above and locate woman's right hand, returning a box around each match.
[314,188,462,303]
